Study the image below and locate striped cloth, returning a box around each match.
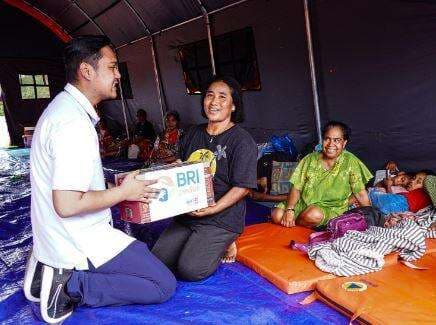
[308,208,436,276]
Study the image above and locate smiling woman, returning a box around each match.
[152,76,258,281]
[272,121,373,228]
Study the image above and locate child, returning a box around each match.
[375,172,411,194]
[370,171,432,214]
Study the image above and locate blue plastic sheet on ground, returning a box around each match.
[0,148,347,324]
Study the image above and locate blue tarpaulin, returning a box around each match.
[0,148,347,324]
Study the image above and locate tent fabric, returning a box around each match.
[312,0,436,171]
[0,2,65,146]
[5,0,435,170]
[20,0,246,46]
[0,58,65,146]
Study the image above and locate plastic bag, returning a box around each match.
[260,134,298,160]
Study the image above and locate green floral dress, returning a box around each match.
[276,151,373,226]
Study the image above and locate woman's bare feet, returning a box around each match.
[221,241,237,263]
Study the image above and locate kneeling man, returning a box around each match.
[23,35,176,324]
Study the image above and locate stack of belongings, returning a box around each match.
[307,175,436,276]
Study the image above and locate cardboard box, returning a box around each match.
[116,162,215,223]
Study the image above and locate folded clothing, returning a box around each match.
[308,208,435,276]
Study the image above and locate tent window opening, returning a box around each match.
[19,74,51,100]
[179,27,261,94]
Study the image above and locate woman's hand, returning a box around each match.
[281,210,296,227]
[189,204,217,217]
[354,188,371,207]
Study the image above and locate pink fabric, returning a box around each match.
[391,186,408,194]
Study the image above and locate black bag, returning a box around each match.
[347,206,384,227]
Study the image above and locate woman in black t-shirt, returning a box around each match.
[152,76,257,281]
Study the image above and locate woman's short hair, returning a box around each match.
[165,110,180,123]
[322,121,351,141]
[201,75,244,123]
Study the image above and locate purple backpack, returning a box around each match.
[290,212,368,253]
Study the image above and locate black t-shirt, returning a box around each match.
[177,124,257,233]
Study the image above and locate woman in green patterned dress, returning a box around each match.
[272,121,373,228]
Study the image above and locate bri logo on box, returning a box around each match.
[176,170,200,187]
[158,188,169,202]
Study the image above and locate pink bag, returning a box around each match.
[290,212,368,253]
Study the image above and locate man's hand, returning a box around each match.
[120,170,160,203]
[281,210,296,227]
[189,204,217,218]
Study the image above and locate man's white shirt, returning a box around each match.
[30,83,134,270]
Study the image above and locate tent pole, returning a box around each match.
[73,1,129,138]
[116,72,130,141]
[196,0,216,75]
[71,0,105,36]
[123,0,166,129]
[303,0,322,144]
[118,90,130,141]
[150,36,166,128]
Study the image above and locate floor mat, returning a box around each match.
[315,253,436,324]
[0,148,347,324]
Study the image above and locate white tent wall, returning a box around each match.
[102,0,317,149]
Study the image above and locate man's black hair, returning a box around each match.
[64,35,112,83]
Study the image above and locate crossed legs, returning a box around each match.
[271,205,325,228]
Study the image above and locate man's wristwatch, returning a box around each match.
[285,207,295,212]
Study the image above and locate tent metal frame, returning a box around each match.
[196,0,216,76]
[6,0,324,142]
[303,0,322,143]
[70,0,122,34]
[115,0,252,50]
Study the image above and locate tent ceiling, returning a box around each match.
[24,0,248,46]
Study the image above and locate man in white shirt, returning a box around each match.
[23,35,176,324]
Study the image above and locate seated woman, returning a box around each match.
[97,119,121,158]
[151,110,183,164]
[272,121,373,228]
[132,109,156,160]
